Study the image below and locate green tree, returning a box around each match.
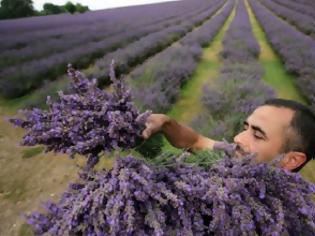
[43,3,65,15]
[64,1,76,14]
[0,0,35,19]
[75,3,89,13]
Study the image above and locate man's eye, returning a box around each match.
[253,133,264,140]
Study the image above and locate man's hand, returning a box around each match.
[142,114,170,139]
[141,114,216,151]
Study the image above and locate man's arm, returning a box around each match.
[142,114,216,151]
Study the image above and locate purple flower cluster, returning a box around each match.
[192,0,274,140]
[9,63,150,168]
[26,153,315,235]
[0,0,217,98]
[258,0,315,40]
[130,0,234,113]
[249,0,315,111]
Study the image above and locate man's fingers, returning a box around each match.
[141,122,151,139]
[142,129,151,139]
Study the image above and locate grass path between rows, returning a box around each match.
[167,5,236,124]
[246,0,315,183]
[162,4,236,152]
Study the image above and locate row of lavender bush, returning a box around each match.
[192,0,274,141]
[129,0,234,113]
[286,0,315,11]
[0,1,213,69]
[0,1,221,99]
[90,0,225,87]
[258,0,315,40]
[0,0,212,48]
[249,0,315,111]
[271,0,315,20]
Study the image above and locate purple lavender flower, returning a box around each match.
[25,153,315,235]
[9,62,151,168]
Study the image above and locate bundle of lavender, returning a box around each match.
[10,61,151,168]
[26,153,315,235]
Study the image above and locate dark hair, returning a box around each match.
[264,98,315,172]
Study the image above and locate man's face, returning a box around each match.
[233,105,294,163]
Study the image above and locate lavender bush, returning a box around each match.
[25,152,315,235]
[221,0,260,62]
[192,0,274,140]
[9,62,151,169]
[271,0,315,20]
[295,0,315,10]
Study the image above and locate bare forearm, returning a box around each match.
[161,116,216,151]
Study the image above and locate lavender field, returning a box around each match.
[1,0,315,235]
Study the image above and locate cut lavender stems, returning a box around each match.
[26,153,315,235]
[9,62,151,168]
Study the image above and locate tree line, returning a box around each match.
[0,0,89,20]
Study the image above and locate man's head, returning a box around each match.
[233,98,315,172]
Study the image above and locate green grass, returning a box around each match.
[22,146,44,159]
[167,4,236,124]
[262,61,305,102]
[1,178,28,203]
[18,223,34,236]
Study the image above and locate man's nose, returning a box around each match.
[233,130,247,146]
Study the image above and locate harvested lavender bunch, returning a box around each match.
[26,153,315,235]
[9,61,151,168]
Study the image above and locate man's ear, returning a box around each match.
[281,152,307,171]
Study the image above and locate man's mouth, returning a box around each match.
[235,145,249,158]
[235,150,243,158]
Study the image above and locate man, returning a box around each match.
[142,98,315,172]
